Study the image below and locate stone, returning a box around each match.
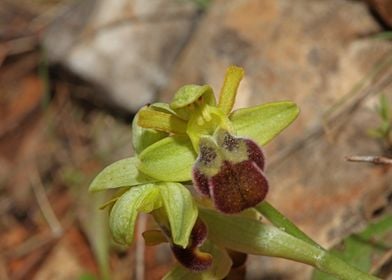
[44,0,199,112]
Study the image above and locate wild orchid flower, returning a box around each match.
[89,66,377,280]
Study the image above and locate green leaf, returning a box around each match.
[138,135,197,182]
[199,209,378,280]
[132,108,168,154]
[163,240,232,280]
[170,85,216,109]
[312,215,392,280]
[199,208,320,261]
[89,157,156,192]
[230,101,300,146]
[159,182,198,248]
[109,184,162,245]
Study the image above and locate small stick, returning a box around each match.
[345,155,392,165]
[370,249,392,274]
[30,169,63,237]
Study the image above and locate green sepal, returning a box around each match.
[150,102,179,115]
[109,184,162,245]
[138,135,197,182]
[137,108,188,134]
[89,157,156,192]
[163,240,232,280]
[99,189,127,210]
[132,108,168,154]
[159,182,198,248]
[230,101,300,146]
[170,85,216,109]
[218,65,244,115]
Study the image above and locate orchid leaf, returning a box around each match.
[109,184,162,245]
[163,240,232,280]
[89,157,156,192]
[159,182,198,248]
[199,208,322,263]
[138,135,197,181]
[132,108,168,154]
[230,101,300,146]
[199,209,378,279]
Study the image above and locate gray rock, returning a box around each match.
[44,0,199,111]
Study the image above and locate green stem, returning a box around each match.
[256,201,321,248]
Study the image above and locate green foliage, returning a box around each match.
[312,215,392,280]
[199,208,321,262]
[158,182,198,248]
[218,65,244,115]
[230,101,300,146]
[109,184,162,245]
[373,31,392,41]
[109,182,198,248]
[368,95,391,142]
[178,0,212,9]
[89,157,156,192]
[132,108,168,154]
[171,85,216,109]
[138,135,197,181]
[78,273,97,280]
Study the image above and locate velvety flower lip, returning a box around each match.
[192,129,269,213]
[170,219,213,271]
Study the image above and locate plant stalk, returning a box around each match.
[255,201,321,248]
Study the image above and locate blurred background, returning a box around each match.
[0,0,391,279]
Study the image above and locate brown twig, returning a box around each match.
[370,249,392,274]
[3,231,55,259]
[345,155,392,165]
[29,168,63,237]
